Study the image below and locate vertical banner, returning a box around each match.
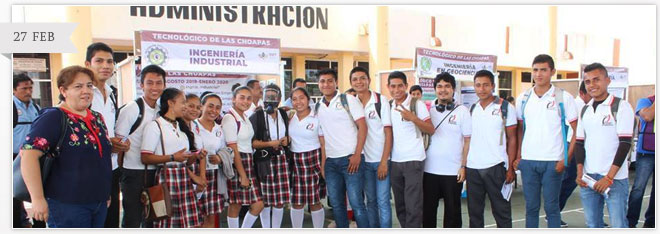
[140,30,281,74]
[580,64,629,98]
[414,48,497,102]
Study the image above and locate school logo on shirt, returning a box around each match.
[602,114,614,126]
[491,108,501,116]
[546,100,557,110]
[448,115,458,125]
[368,110,377,119]
[215,130,223,138]
[335,102,344,110]
[16,109,22,116]
[306,123,315,131]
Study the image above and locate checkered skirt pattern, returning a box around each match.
[153,163,202,228]
[198,169,224,216]
[227,153,261,205]
[291,148,326,205]
[258,152,291,206]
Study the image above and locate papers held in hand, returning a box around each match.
[582,174,611,199]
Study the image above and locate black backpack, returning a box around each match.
[13,101,41,129]
[118,97,145,135]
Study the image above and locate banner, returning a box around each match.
[415,48,497,101]
[140,30,281,74]
[135,67,250,113]
[580,64,629,88]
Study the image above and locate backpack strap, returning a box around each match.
[375,92,382,119]
[13,102,18,129]
[128,97,145,135]
[314,102,321,116]
[340,94,358,129]
[554,88,569,165]
[498,97,508,145]
[470,103,477,115]
[410,97,423,139]
[580,104,590,140]
[520,88,533,134]
[279,108,290,138]
[228,111,242,134]
[110,85,119,120]
[611,96,621,122]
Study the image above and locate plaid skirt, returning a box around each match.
[291,148,326,205]
[153,163,202,228]
[258,152,291,206]
[198,169,224,216]
[227,152,261,205]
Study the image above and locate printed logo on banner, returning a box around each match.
[146,45,168,66]
[420,57,432,72]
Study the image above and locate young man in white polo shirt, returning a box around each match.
[575,63,634,228]
[423,72,471,228]
[349,66,393,228]
[387,71,434,228]
[115,65,166,228]
[466,70,517,228]
[315,69,369,228]
[85,42,130,228]
[513,54,578,228]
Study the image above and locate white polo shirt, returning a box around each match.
[245,99,264,118]
[390,94,430,162]
[222,107,255,154]
[141,117,190,166]
[567,96,587,142]
[576,94,634,180]
[362,91,392,163]
[289,112,323,153]
[316,92,365,158]
[265,111,287,141]
[193,119,226,170]
[425,102,472,175]
[91,84,118,170]
[516,86,578,161]
[467,98,517,170]
[115,97,160,170]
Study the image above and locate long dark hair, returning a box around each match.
[159,88,197,152]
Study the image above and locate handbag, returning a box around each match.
[13,108,68,202]
[141,120,173,222]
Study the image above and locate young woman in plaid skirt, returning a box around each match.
[288,87,327,228]
[140,88,206,228]
[221,86,264,228]
[194,92,228,227]
[249,84,291,228]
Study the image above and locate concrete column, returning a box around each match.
[292,55,306,80]
[548,6,558,60]
[337,52,354,92]
[368,6,390,91]
[62,6,93,68]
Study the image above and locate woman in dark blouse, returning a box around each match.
[20,65,112,228]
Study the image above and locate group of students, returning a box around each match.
[12,41,654,228]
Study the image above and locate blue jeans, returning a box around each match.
[559,154,578,211]
[46,198,107,228]
[363,161,392,228]
[627,153,655,227]
[325,155,369,228]
[580,173,629,228]
[518,159,563,228]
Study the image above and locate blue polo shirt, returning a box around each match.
[21,108,112,203]
[13,96,40,154]
[636,96,655,155]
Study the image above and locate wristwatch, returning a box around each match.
[170,154,175,162]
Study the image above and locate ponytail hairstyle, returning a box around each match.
[159,88,197,152]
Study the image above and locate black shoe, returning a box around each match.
[604,222,609,227]
[561,220,568,228]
